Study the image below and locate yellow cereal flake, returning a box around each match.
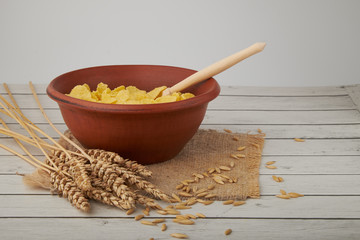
[147,86,167,100]
[180,92,195,100]
[67,82,194,104]
[67,84,96,102]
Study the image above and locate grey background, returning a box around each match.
[1,0,359,86]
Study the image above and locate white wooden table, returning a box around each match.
[0,84,360,240]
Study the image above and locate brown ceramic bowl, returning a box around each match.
[47,65,220,164]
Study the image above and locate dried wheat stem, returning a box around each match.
[0,119,57,172]
[0,90,72,161]
[0,128,84,157]
[29,82,95,164]
[0,95,61,170]
[2,83,40,130]
[0,143,50,173]
[0,127,60,152]
[1,88,88,178]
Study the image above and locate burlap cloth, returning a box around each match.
[61,129,265,201]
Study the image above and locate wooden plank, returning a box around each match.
[1,218,359,240]
[2,123,360,140]
[0,123,68,139]
[220,85,348,96]
[2,94,357,110]
[259,156,360,174]
[0,84,47,94]
[346,85,360,111]
[2,155,360,175]
[209,95,356,110]
[1,174,359,195]
[262,139,360,156]
[1,138,359,156]
[204,110,360,125]
[0,84,348,96]
[202,124,360,139]
[2,109,360,125]
[0,195,359,218]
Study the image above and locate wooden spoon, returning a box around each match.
[162,42,266,96]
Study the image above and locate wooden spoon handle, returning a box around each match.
[162,42,266,96]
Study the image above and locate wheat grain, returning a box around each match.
[152,219,166,223]
[219,166,231,171]
[161,223,167,231]
[213,176,225,185]
[156,210,168,215]
[225,229,232,235]
[288,192,304,198]
[176,215,189,220]
[195,188,208,194]
[195,213,206,218]
[233,201,246,206]
[193,173,204,179]
[140,220,156,226]
[294,138,305,142]
[266,161,276,165]
[185,214,197,219]
[170,233,189,239]
[178,192,192,197]
[172,193,182,202]
[204,193,217,199]
[173,219,195,225]
[280,189,287,195]
[202,200,214,205]
[223,200,234,205]
[175,205,191,210]
[196,192,209,197]
[186,198,198,206]
[237,146,246,151]
[276,194,291,199]
[272,175,280,182]
[266,165,277,169]
[126,208,135,215]
[134,214,144,221]
[165,209,181,215]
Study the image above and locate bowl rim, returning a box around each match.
[47,64,221,114]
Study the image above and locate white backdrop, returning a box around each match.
[1,0,359,86]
